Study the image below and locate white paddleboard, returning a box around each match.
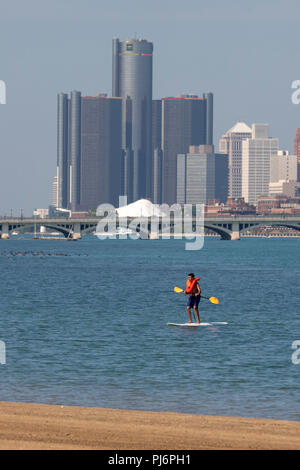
[167,322,228,327]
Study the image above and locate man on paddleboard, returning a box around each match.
[184,273,201,323]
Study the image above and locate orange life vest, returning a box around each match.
[185,277,200,294]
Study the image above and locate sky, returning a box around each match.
[0,0,300,215]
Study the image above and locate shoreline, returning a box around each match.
[0,401,300,450]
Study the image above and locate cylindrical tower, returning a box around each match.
[112,38,153,202]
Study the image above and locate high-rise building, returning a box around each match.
[57,92,69,208]
[70,90,82,212]
[242,124,278,205]
[152,99,162,203]
[56,92,122,211]
[80,95,122,210]
[219,122,252,199]
[161,95,208,205]
[293,128,300,181]
[203,92,213,145]
[270,150,297,183]
[214,151,229,203]
[177,145,228,205]
[112,38,153,202]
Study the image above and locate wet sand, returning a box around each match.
[0,401,299,450]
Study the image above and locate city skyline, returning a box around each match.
[55,39,299,212]
[1,0,300,214]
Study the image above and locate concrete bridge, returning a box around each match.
[0,218,98,240]
[1,214,300,240]
[204,215,300,240]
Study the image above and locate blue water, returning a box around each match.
[0,236,299,420]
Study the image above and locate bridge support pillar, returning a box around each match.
[231,222,240,241]
[71,223,81,240]
[1,223,10,239]
[148,232,159,240]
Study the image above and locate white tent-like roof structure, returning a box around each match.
[116,199,167,217]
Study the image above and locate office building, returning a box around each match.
[69,90,82,212]
[57,92,69,208]
[152,99,162,203]
[269,180,300,197]
[177,145,228,205]
[270,150,297,183]
[162,95,208,205]
[242,124,278,205]
[52,175,58,207]
[203,92,213,145]
[56,92,122,211]
[80,95,122,210]
[219,122,252,199]
[293,128,300,180]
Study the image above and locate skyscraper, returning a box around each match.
[177,151,215,205]
[80,95,122,210]
[112,38,153,202]
[70,90,82,212]
[203,92,213,145]
[56,92,122,211]
[57,92,69,208]
[219,122,252,199]
[152,99,162,204]
[161,95,208,205]
[177,145,228,205]
[242,124,278,205]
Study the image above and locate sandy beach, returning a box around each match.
[0,401,299,450]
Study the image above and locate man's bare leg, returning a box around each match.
[187,306,193,323]
[194,307,200,323]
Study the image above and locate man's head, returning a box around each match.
[188,273,195,280]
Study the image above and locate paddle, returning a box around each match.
[174,286,219,304]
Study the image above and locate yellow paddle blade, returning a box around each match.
[174,286,184,293]
[209,296,219,305]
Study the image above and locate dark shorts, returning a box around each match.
[187,295,200,308]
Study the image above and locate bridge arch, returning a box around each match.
[204,224,232,240]
[41,224,72,238]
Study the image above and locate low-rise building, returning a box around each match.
[269,180,300,198]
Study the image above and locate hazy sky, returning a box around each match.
[0,0,300,214]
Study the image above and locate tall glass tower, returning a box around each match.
[112,38,153,202]
[57,92,69,208]
[70,90,81,212]
[161,95,208,205]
